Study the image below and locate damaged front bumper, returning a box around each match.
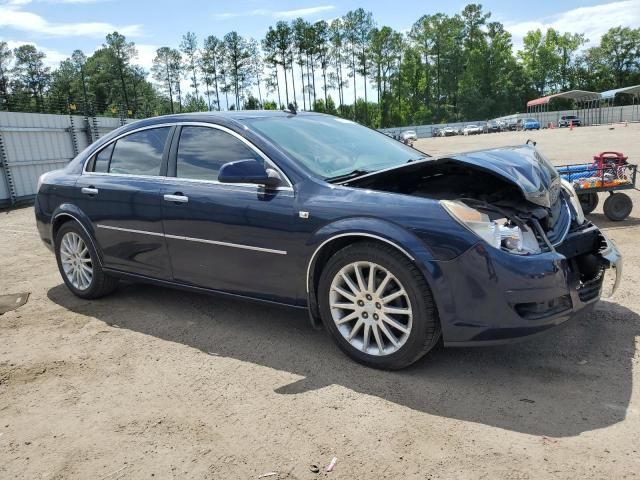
[432,224,622,346]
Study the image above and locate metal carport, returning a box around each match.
[526,90,601,127]
[600,85,640,124]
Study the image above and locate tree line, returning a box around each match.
[0,4,638,128]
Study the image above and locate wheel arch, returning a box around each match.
[51,205,103,265]
[304,219,441,328]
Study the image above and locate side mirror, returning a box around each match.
[218,159,281,187]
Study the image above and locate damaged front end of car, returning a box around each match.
[341,144,622,344]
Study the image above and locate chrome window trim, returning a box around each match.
[82,121,294,191]
[96,224,287,255]
[305,233,416,293]
[162,176,294,194]
[82,123,175,177]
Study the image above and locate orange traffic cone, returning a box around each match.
[569,120,574,131]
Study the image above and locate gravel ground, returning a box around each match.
[1,124,639,479]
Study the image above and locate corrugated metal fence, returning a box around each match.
[0,112,129,207]
[1,105,637,207]
[381,104,639,139]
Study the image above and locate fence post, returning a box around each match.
[0,130,17,206]
[68,109,79,157]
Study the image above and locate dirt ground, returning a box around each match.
[1,124,639,479]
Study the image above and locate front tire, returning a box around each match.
[55,222,118,299]
[318,241,441,369]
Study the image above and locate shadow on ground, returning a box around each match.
[587,212,640,230]
[48,282,638,438]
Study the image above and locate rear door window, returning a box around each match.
[175,126,262,182]
[93,143,114,173]
[108,127,171,176]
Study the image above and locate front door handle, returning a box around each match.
[81,187,98,195]
[164,194,189,204]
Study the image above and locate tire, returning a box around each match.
[55,222,118,299]
[603,193,632,221]
[318,241,441,369]
[578,192,599,215]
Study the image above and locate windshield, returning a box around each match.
[245,115,425,180]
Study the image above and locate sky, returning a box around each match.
[1,0,639,106]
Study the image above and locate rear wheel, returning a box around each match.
[603,192,632,221]
[318,242,441,369]
[578,192,599,214]
[55,223,118,299]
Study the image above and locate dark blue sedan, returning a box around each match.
[35,111,622,369]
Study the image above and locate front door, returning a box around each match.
[75,126,172,279]
[161,124,299,303]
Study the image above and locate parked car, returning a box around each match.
[35,111,622,369]
[505,119,519,131]
[559,115,582,128]
[484,121,501,133]
[440,126,457,137]
[400,130,417,142]
[522,118,541,131]
[463,124,483,135]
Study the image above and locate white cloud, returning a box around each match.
[505,0,640,52]
[134,43,159,71]
[214,5,335,20]
[0,1,143,38]
[2,39,68,68]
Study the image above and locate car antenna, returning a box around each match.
[286,103,297,115]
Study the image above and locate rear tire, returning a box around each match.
[603,193,632,221]
[578,192,599,215]
[318,241,441,369]
[55,222,118,299]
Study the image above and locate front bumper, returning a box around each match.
[431,226,622,346]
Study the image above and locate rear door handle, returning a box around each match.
[164,194,189,204]
[81,187,98,195]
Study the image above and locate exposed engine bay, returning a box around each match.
[344,151,611,295]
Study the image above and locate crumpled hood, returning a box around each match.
[347,144,561,208]
[448,145,560,207]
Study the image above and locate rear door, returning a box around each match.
[161,123,299,303]
[75,126,173,279]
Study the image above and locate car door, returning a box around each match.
[161,123,299,303]
[75,125,173,279]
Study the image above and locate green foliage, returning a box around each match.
[0,9,638,129]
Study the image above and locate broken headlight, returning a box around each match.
[560,179,585,225]
[441,200,540,254]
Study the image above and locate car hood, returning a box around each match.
[346,144,561,208]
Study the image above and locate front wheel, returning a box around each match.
[55,222,118,299]
[318,242,441,369]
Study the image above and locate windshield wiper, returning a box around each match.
[325,169,371,183]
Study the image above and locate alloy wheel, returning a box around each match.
[329,261,413,356]
[60,231,93,290]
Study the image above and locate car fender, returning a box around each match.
[304,216,450,328]
[50,204,104,265]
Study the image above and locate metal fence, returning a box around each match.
[381,104,639,139]
[1,103,638,207]
[0,111,130,207]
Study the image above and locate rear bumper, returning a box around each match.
[430,227,621,345]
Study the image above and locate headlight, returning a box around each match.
[560,178,585,225]
[441,200,540,254]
